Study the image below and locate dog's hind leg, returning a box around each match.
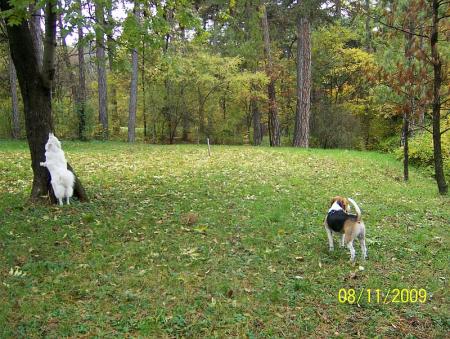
[325,224,334,252]
[346,240,356,263]
[359,234,367,260]
[360,238,367,259]
[340,234,345,248]
[52,182,65,206]
[65,186,73,205]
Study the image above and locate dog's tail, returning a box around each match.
[347,198,361,222]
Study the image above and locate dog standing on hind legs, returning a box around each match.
[40,133,75,205]
[324,196,368,262]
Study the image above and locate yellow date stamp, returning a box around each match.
[338,288,427,305]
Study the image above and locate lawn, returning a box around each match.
[0,140,448,337]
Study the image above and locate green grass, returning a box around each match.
[0,140,449,337]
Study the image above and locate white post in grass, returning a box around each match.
[207,138,211,157]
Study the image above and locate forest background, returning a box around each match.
[0,0,448,178]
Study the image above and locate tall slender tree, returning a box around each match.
[95,0,108,139]
[377,0,448,194]
[401,16,416,182]
[106,4,119,136]
[261,4,280,147]
[128,4,140,143]
[429,0,447,194]
[77,0,87,140]
[293,12,311,147]
[251,93,262,145]
[58,7,78,119]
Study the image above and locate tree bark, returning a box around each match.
[106,5,119,136]
[29,4,43,70]
[180,86,189,142]
[77,0,87,141]
[96,2,108,140]
[58,9,78,114]
[430,0,447,194]
[251,96,262,145]
[1,0,88,203]
[293,15,311,147]
[8,51,20,139]
[128,5,140,143]
[261,4,280,147]
[402,16,415,182]
[182,110,190,142]
[364,0,372,52]
[402,111,409,181]
[141,40,147,138]
[198,88,206,139]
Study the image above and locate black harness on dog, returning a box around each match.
[327,210,358,232]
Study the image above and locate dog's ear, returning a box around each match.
[342,198,350,212]
[330,197,337,206]
[342,199,347,210]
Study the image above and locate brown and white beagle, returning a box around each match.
[324,196,367,262]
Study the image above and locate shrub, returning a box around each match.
[394,131,450,176]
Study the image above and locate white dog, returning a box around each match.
[40,133,75,205]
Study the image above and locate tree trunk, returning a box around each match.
[141,40,147,139]
[107,6,120,136]
[198,88,205,139]
[417,24,425,126]
[402,111,409,181]
[402,16,415,182]
[29,4,43,70]
[335,0,341,19]
[58,9,78,119]
[364,0,372,52]
[261,4,280,147]
[127,5,140,143]
[293,15,311,147]
[9,51,20,139]
[430,0,447,194]
[251,97,262,145]
[77,0,87,141]
[96,3,108,140]
[180,86,189,142]
[1,0,88,203]
[182,110,190,142]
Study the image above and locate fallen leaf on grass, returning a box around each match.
[9,267,26,277]
[193,225,208,234]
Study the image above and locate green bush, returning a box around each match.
[394,131,450,176]
[377,135,400,153]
